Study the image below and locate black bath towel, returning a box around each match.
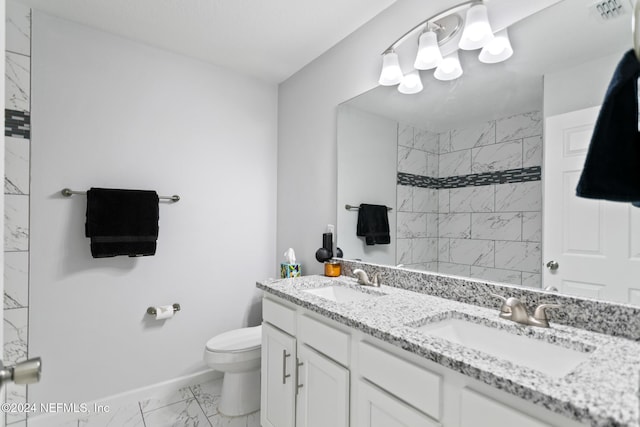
[576,49,640,204]
[85,188,160,258]
[356,204,390,245]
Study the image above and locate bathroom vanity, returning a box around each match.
[257,271,640,427]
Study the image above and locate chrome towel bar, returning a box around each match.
[61,188,180,202]
[345,204,392,211]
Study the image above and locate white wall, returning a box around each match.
[543,50,626,117]
[277,0,460,275]
[337,105,396,264]
[29,12,277,405]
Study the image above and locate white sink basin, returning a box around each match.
[415,316,592,378]
[303,286,381,303]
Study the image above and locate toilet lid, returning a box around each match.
[206,325,262,353]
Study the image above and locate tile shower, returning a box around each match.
[5,1,32,426]
[396,112,543,287]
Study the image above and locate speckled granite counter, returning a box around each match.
[257,275,640,427]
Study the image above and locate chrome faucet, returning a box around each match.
[491,294,561,328]
[353,269,381,287]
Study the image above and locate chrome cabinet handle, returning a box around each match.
[546,260,559,271]
[282,350,291,384]
[296,359,304,395]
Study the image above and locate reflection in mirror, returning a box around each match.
[337,0,635,304]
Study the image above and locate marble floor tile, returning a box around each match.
[139,384,194,413]
[247,411,260,427]
[208,412,248,427]
[143,398,210,427]
[78,402,144,427]
[190,378,223,417]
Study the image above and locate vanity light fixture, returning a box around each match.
[398,70,424,94]
[377,0,514,95]
[458,3,494,50]
[414,29,443,70]
[479,28,513,63]
[378,50,403,86]
[434,51,463,81]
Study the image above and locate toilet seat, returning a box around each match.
[205,325,261,353]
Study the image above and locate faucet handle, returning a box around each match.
[490,293,510,313]
[533,303,561,322]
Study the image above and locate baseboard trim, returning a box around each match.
[27,369,220,426]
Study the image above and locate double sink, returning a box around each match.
[302,284,592,379]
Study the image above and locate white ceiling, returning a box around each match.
[16,0,397,83]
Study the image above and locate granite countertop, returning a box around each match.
[257,275,640,427]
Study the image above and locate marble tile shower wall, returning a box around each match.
[5,2,32,426]
[397,112,543,288]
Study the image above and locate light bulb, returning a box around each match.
[479,29,513,63]
[459,4,494,50]
[378,51,403,86]
[398,70,423,94]
[434,51,463,81]
[414,31,442,70]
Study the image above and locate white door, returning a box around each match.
[261,323,297,427]
[544,106,640,303]
[296,344,349,427]
[356,380,440,427]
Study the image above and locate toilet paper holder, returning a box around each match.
[147,303,181,316]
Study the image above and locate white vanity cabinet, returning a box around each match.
[261,294,586,427]
[262,322,297,427]
[261,297,350,427]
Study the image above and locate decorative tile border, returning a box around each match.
[398,166,541,189]
[5,109,30,139]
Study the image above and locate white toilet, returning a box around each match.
[203,325,262,416]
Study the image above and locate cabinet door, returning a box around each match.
[261,322,297,427]
[460,388,551,427]
[296,344,350,427]
[356,380,441,427]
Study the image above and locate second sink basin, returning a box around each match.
[303,285,382,303]
[414,314,593,378]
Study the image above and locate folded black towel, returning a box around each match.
[356,204,390,245]
[85,188,159,258]
[576,49,640,205]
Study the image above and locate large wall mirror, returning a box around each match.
[337,0,639,305]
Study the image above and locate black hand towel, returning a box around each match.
[576,49,640,204]
[356,204,390,245]
[85,188,159,258]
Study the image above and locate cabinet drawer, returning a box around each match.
[460,388,551,427]
[359,342,442,420]
[263,297,296,335]
[357,380,441,427]
[298,314,350,366]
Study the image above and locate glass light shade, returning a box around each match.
[414,31,442,70]
[378,51,403,86]
[433,51,463,81]
[479,29,513,63]
[398,70,423,94]
[459,4,494,50]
